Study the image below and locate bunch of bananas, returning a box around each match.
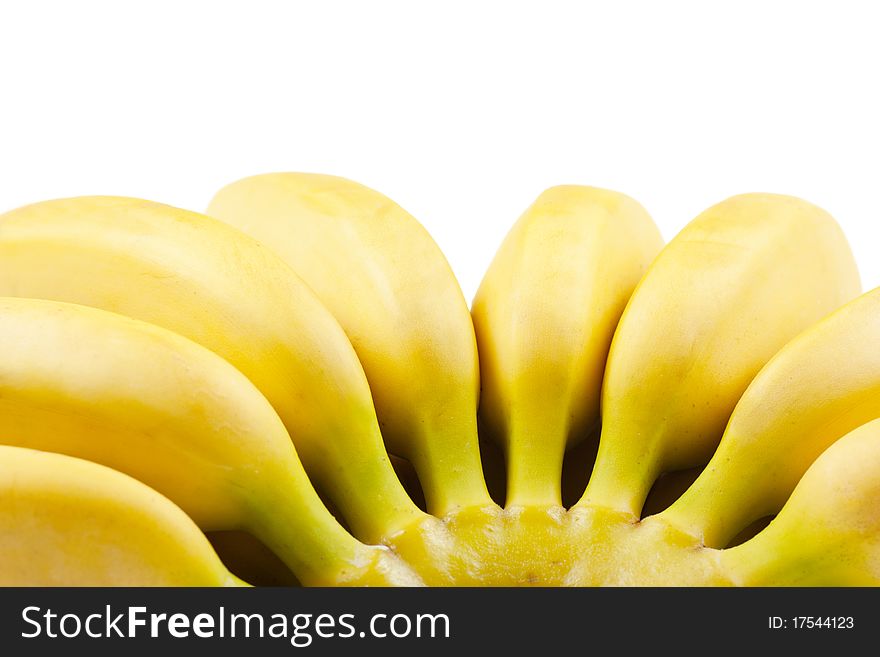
[1,174,879,586]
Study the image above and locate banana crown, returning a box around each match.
[1,177,878,586]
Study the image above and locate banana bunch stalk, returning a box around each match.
[0,175,878,585]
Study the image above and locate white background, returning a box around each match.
[1,0,878,300]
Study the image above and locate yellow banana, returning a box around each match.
[661,286,880,547]
[720,419,880,585]
[471,185,663,507]
[207,173,491,516]
[1,184,873,588]
[0,446,244,586]
[0,296,418,586]
[0,196,425,543]
[580,193,860,517]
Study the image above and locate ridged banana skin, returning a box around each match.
[0,196,423,542]
[0,296,393,585]
[721,419,880,586]
[662,286,880,547]
[471,186,663,507]
[207,173,491,515]
[581,193,861,517]
[0,446,244,586]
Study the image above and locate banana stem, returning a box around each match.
[406,417,496,517]
[716,533,786,587]
[577,437,661,518]
[504,427,565,508]
[245,472,387,586]
[306,439,429,545]
[659,470,757,549]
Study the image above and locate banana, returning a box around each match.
[207,173,492,516]
[579,193,860,517]
[660,286,880,547]
[471,185,663,507]
[720,419,880,585]
[0,196,425,543]
[0,446,245,586]
[1,186,872,588]
[0,297,419,586]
